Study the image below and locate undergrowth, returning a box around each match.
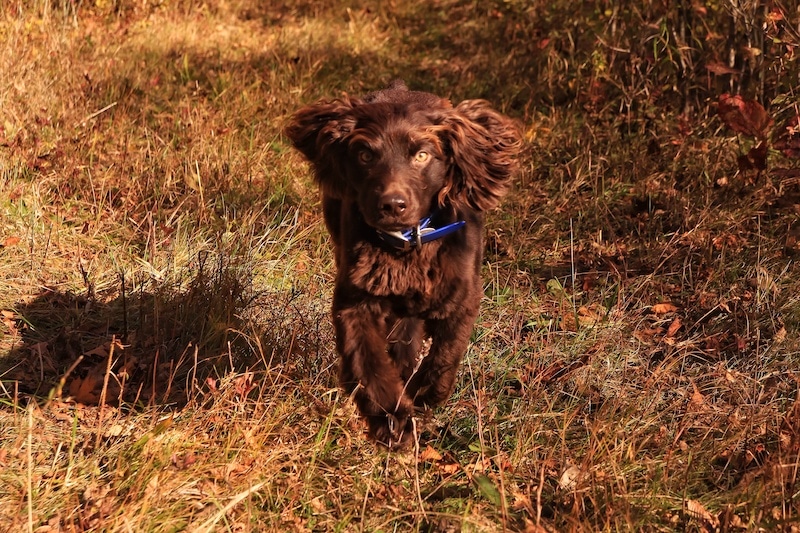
[1,1,799,531]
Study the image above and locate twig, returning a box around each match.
[412,418,427,519]
[95,337,117,449]
[27,403,34,533]
[535,462,545,528]
[80,101,118,125]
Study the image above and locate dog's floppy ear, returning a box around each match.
[284,98,358,198]
[437,100,521,211]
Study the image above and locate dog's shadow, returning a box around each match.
[0,262,333,409]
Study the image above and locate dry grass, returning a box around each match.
[2,1,800,531]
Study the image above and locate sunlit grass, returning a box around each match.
[1,0,799,531]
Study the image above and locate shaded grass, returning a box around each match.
[2,0,800,531]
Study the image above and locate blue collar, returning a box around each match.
[375,211,466,251]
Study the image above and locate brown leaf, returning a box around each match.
[634,326,663,343]
[705,62,739,75]
[2,236,21,247]
[577,304,606,326]
[685,499,719,528]
[440,463,460,475]
[666,317,682,337]
[689,382,705,408]
[1,310,18,333]
[69,374,100,404]
[171,451,196,470]
[652,302,678,314]
[419,445,442,462]
[233,373,254,397]
[718,93,772,139]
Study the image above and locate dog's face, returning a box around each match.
[343,105,447,231]
[285,83,521,225]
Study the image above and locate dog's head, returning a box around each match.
[285,81,520,231]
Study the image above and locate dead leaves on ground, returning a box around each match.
[773,115,800,159]
[718,93,800,175]
[1,309,19,334]
[634,301,683,345]
[1,235,21,248]
[718,94,772,140]
[66,338,129,405]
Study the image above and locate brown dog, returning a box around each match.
[285,81,520,448]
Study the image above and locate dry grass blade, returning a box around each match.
[190,481,267,533]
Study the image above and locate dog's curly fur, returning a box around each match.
[285,81,520,448]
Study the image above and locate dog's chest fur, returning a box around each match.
[348,240,445,299]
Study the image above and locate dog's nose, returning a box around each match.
[379,194,407,217]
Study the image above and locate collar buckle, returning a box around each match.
[376,211,465,251]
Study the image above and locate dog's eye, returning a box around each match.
[414,151,430,163]
[357,149,374,164]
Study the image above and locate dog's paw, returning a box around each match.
[366,410,415,450]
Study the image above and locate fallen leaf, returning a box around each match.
[666,317,682,337]
[652,302,678,314]
[558,464,582,491]
[419,445,442,462]
[690,387,705,408]
[634,326,663,343]
[69,374,100,404]
[1,310,18,333]
[440,463,460,475]
[705,62,739,75]
[685,499,719,528]
[171,451,196,470]
[718,93,772,139]
[577,304,607,326]
[233,372,254,397]
[2,236,21,247]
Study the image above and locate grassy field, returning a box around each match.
[2,0,800,531]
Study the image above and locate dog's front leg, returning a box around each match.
[410,307,479,409]
[333,300,415,448]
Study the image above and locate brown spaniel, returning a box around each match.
[285,80,520,449]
